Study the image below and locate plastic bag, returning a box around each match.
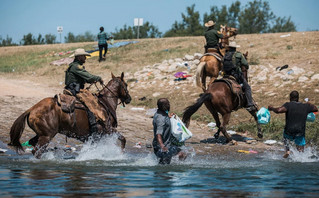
[170,115,193,142]
[307,112,315,122]
[257,107,271,124]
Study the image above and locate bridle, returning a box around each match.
[98,78,130,107]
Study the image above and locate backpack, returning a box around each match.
[223,51,235,73]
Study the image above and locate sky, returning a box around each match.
[1,0,319,43]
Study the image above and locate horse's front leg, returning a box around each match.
[116,132,126,152]
[247,109,263,138]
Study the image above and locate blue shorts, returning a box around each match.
[284,133,306,146]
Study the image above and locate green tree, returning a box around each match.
[64,32,76,43]
[36,34,44,44]
[44,34,56,44]
[164,4,203,37]
[238,0,275,33]
[227,1,241,28]
[111,22,161,39]
[21,33,34,45]
[0,35,17,46]
[269,16,296,33]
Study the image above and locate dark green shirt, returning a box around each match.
[65,60,101,87]
[204,28,223,47]
[233,51,249,70]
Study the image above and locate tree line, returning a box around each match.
[1,0,297,46]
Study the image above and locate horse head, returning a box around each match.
[99,72,132,107]
[220,25,238,38]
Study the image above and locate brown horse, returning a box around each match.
[8,72,131,158]
[195,25,238,91]
[183,79,262,144]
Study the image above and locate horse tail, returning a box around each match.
[195,62,206,89]
[183,93,212,126]
[8,109,31,152]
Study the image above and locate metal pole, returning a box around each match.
[137,25,140,39]
[60,33,61,43]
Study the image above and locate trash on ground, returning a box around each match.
[287,69,294,75]
[207,122,216,128]
[276,64,288,71]
[131,107,145,111]
[264,140,277,145]
[134,142,142,148]
[280,33,291,38]
[227,130,237,135]
[146,108,157,116]
[0,148,7,153]
[139,96,147,101]
[238,150,258,154]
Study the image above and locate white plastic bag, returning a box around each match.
[170,115,193,142]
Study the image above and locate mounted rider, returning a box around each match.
[204,20,224,53]
[64,48,104,134]
[222,41,256,111]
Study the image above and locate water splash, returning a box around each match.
[288,145,319,163]
[75,134,124,161]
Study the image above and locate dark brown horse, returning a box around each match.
[9,72,131,158]
[183,79,262,144]
[195,25,238,91]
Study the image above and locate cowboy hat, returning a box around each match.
[205,20,215,27]
[73,48,91,57]
[228,41,240,48]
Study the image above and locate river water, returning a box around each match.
[1,137,319,197]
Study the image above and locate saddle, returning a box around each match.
[214,75,245,110]
[201,50,223,62]
[56,89,106,123]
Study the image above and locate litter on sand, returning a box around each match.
[0,148,7,153]
[227,130,237,135]
[146,108,157,116]
[131,107,145,111]
[237,150,258,154]
[264,140,277,145]
[207,122,216,128]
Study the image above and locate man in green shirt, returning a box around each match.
[222,41,256,111]
[204,20,224,53]
[65,48,103,95]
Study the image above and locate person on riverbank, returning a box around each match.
[152,98,187,164]
[97,26,112,62]
[268,90,318,158]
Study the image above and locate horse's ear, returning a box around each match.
[111,72,115,79]
[121,72,124,80]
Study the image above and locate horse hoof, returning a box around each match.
[214,133,219,139]
[257,133,263,138]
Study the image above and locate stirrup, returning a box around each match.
[246,105,256,111]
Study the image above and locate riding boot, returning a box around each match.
[87,110,99,135]
[242,79,255,110]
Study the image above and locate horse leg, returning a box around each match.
[32,136,51,159]
[29,135,39,147]
[220,113,234,144]
[201,71,207,91]
[247,109,263,138]
[204,101,221,139]
[117,133,126,152]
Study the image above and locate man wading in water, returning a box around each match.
[152,98,187,164]
[268,90,318,158]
